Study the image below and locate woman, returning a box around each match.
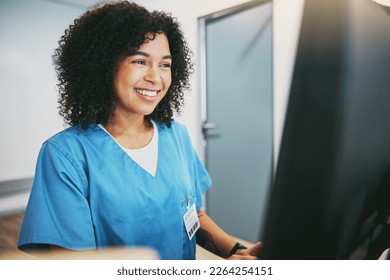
[18,1,262,260]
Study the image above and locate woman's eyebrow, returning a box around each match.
[128,51,172,60]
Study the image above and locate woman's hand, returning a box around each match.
[227,242,263,260]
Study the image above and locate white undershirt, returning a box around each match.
[98,121,158,177]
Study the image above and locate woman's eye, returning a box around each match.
[132,60,146,65]
[160,63,171,68]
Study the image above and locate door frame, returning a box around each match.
[197,0,274,224]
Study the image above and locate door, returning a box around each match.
[199,0,273,242]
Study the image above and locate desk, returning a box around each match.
[0,247,159,260]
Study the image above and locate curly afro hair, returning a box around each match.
[53,1,193,128]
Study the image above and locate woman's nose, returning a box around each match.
[144,66,161,84]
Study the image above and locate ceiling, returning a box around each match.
[45,0,157,9]
[44,0,112,9]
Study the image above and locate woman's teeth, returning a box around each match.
[135,89,157,97]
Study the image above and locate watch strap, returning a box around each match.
[229,242,247,256]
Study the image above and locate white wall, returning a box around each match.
[272,0,305,168]
[0,0,84,182]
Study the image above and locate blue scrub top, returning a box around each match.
[18,121,212,260]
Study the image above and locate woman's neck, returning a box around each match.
[104,114,153,149]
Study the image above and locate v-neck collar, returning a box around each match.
[95,123,160,179]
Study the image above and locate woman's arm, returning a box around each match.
[196,210,262,259]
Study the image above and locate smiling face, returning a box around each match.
[112,33,172,122]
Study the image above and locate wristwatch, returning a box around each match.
[229,242,247,256]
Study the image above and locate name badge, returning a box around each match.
[183,203,200,240]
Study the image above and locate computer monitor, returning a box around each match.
[259,0,390,259]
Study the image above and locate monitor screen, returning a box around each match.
[259,0,390,259]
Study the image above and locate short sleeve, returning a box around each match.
[193,149,212,211]
[18,141,96,251]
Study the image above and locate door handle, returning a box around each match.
[202,122,220,139]
[202,122,217,131]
